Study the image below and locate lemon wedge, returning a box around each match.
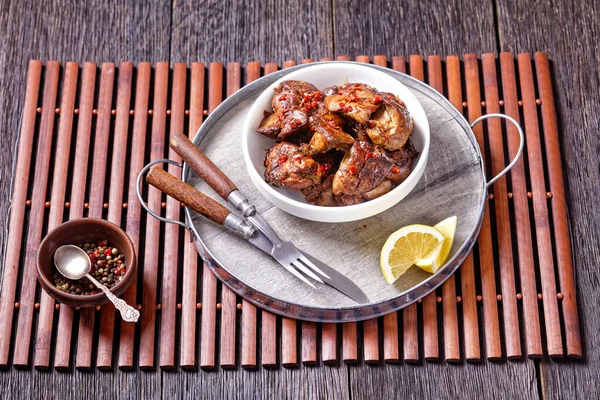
[380,225,446,284]
[415,216,458,273]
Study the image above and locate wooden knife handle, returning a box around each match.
[170,132,238,199]
[146,165,230,225]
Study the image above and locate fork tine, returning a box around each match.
[281,262,316,288]
[292,261,324,283]
[298,255,331,279]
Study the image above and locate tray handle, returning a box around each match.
[470,113,524,189]
[136,158,191,231]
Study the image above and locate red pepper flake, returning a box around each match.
[373,95,383,105]
[365,151,373,159]
[293,154,303,162]
[278,155,288,166]
[327,120,339,128]
[277,113,284,121]
[392,166,399,173]
[349,166,357,174]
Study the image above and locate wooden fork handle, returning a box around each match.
[146,165,230,225]
[170,132,238,200]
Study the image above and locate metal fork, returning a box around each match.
[170,133,331,287]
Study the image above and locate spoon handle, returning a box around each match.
[86,274,140,323]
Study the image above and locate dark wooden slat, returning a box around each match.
[450,54,481,362]
[292,57,320,367]
[76,62,116,370]
[373,54,387,67]
[462,55,500,361]
[321,323,338,365]
[281,318,297,367]
[159,62,187,369]
[96,61,134,370]
[199,63,224,370]
[438,56,461,363]
[534,52,582,357]
[345,54,374,364]
[383,56,406,362]
[422,55,443,362]
[517,53,563,356]
[301,322,317,366]
[219,62,240,369]
[274,59,300,369]
[342,322,358,363]
[180,62,204,369]
[53,62,97,370]
[119,62,152,369]
[139,62,169,369]
[481,53,521,359]
[404,55,429,364]
[240,61,261,370]
[259,62,279,369]
[382,313,399,363]
[0,60,42,366]
[389,56,418,364]
[33,61,79,369]
[363,319,379,364]
[498,53,543,358]
[12,61,61,367]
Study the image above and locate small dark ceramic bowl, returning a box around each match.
[36,218,136,307]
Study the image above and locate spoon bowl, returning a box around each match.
[53,245,91,280]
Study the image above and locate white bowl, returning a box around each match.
[242,62,430,223]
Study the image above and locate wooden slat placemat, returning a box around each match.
[0,53,582,370]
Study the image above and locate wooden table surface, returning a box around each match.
[0,0,598,399]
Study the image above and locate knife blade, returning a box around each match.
[299,251,369,304]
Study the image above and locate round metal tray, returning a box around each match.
[178,62,513,322]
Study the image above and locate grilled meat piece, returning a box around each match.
[324,83,382,124]
[309,101,346,131]
[304,125,354,155]
[365,92,414,150]
[332,140,372,196]
[303,175,336,206]
[264,142,331,190]
[257,80,322,140]
[355,146,395,194]
[388,139,418,184]
[364,180,393,201]
[257,112,281,138]
[332,140,417,205]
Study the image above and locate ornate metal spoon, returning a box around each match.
[54,245,140,322]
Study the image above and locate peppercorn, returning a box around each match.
[52,239,126,295]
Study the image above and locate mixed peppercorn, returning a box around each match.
[52,239,126,295]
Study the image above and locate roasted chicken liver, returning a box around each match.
[259,80,418,206]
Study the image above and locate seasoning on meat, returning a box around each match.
[258,80,418,206]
